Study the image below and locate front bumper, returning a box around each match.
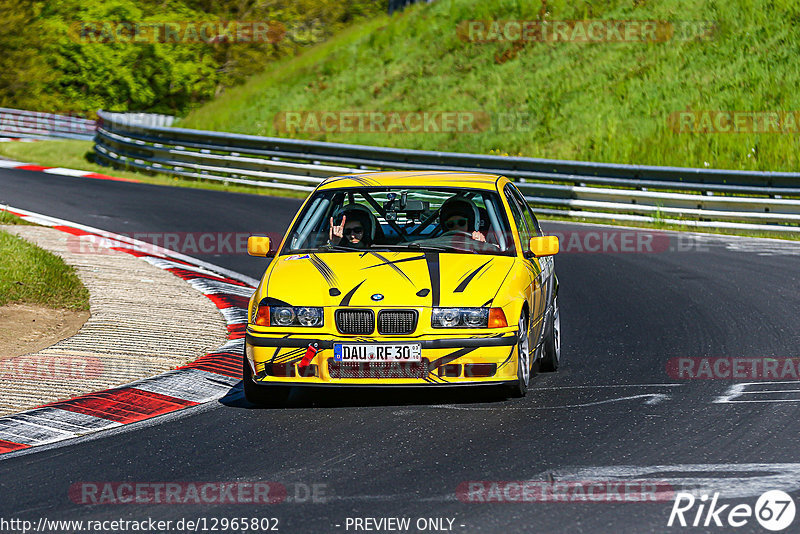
[245,329,520,386]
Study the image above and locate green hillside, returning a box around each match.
[180,0,800,172]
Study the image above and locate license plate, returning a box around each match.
[333,343,422,362]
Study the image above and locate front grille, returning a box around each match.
[377,310,417,335]
[335,309,375,335]
[328,359,429,379]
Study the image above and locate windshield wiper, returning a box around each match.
[311,245,354,252]
[373,243,453,252]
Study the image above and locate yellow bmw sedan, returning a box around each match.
[244,171,560,404]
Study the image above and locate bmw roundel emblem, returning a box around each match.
[371,293,384,301]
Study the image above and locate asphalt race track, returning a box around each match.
[2,167,800,533]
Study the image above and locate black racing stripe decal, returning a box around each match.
[486,262,515,311]
[325,174,377,187]
[363,252,417,285]
[309,253,338,287]
[496,346,516,371]
[274,348,306,364]
[428,346,477,374]
[424,252,440,307]
[427,373,447,383]
[321,175,373,186]
[277,354,308,365]
[362,254,427,269]
[524,258,542,277]
[269,347,281,364]
[454,259,492,293]
[339,280,366,307]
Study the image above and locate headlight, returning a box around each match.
[273,307,296,326]
[432,307,490,328]
[251,305,324,327]
[296,307,323,326]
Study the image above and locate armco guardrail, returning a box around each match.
[0,107,97,140]
[94,110,800,233]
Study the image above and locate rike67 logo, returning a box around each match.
[668,490,796,530]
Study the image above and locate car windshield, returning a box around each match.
[283,187,516,255]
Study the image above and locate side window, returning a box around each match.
[504,186,531,252]
[509,185,542,237]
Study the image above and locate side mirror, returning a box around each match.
[529,236,559,257]
[248,236,273,257]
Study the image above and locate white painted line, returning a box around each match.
[42,167,92,177]
[715,381,800,403]
[432,393,672,410]
[533,383,682,391]
[544,463,800,499]
[0,160,29,167]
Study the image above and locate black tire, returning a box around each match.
[540,295,561,372]
[506,313,531,398]
[243,354,292,407]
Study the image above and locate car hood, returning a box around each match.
[261,251,515,308]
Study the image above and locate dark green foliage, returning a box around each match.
[0,0,387,115]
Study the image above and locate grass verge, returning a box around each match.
[0,228,90,311]
[0,210,35,225]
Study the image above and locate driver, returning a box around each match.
[439,196,487,242]
[329,207,373,249]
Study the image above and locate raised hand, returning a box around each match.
[472,231,486,242]
[329,215,346,242]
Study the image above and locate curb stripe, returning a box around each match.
[0,440,29,453]
[205,293,250,310]
[133,369,239,403]
[0,205,255,458]
[15,164,49,171]
[54,388,199,424]
[1,160,141,183]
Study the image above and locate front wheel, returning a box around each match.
[540,295,561,372]
[242,353,292,407]
[506,314,531,398]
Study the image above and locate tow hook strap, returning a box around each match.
[299,343,319,367]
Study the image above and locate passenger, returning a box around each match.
[329,208,373,249]
[439,196,487,242]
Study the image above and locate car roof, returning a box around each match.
[318,171,509,191]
